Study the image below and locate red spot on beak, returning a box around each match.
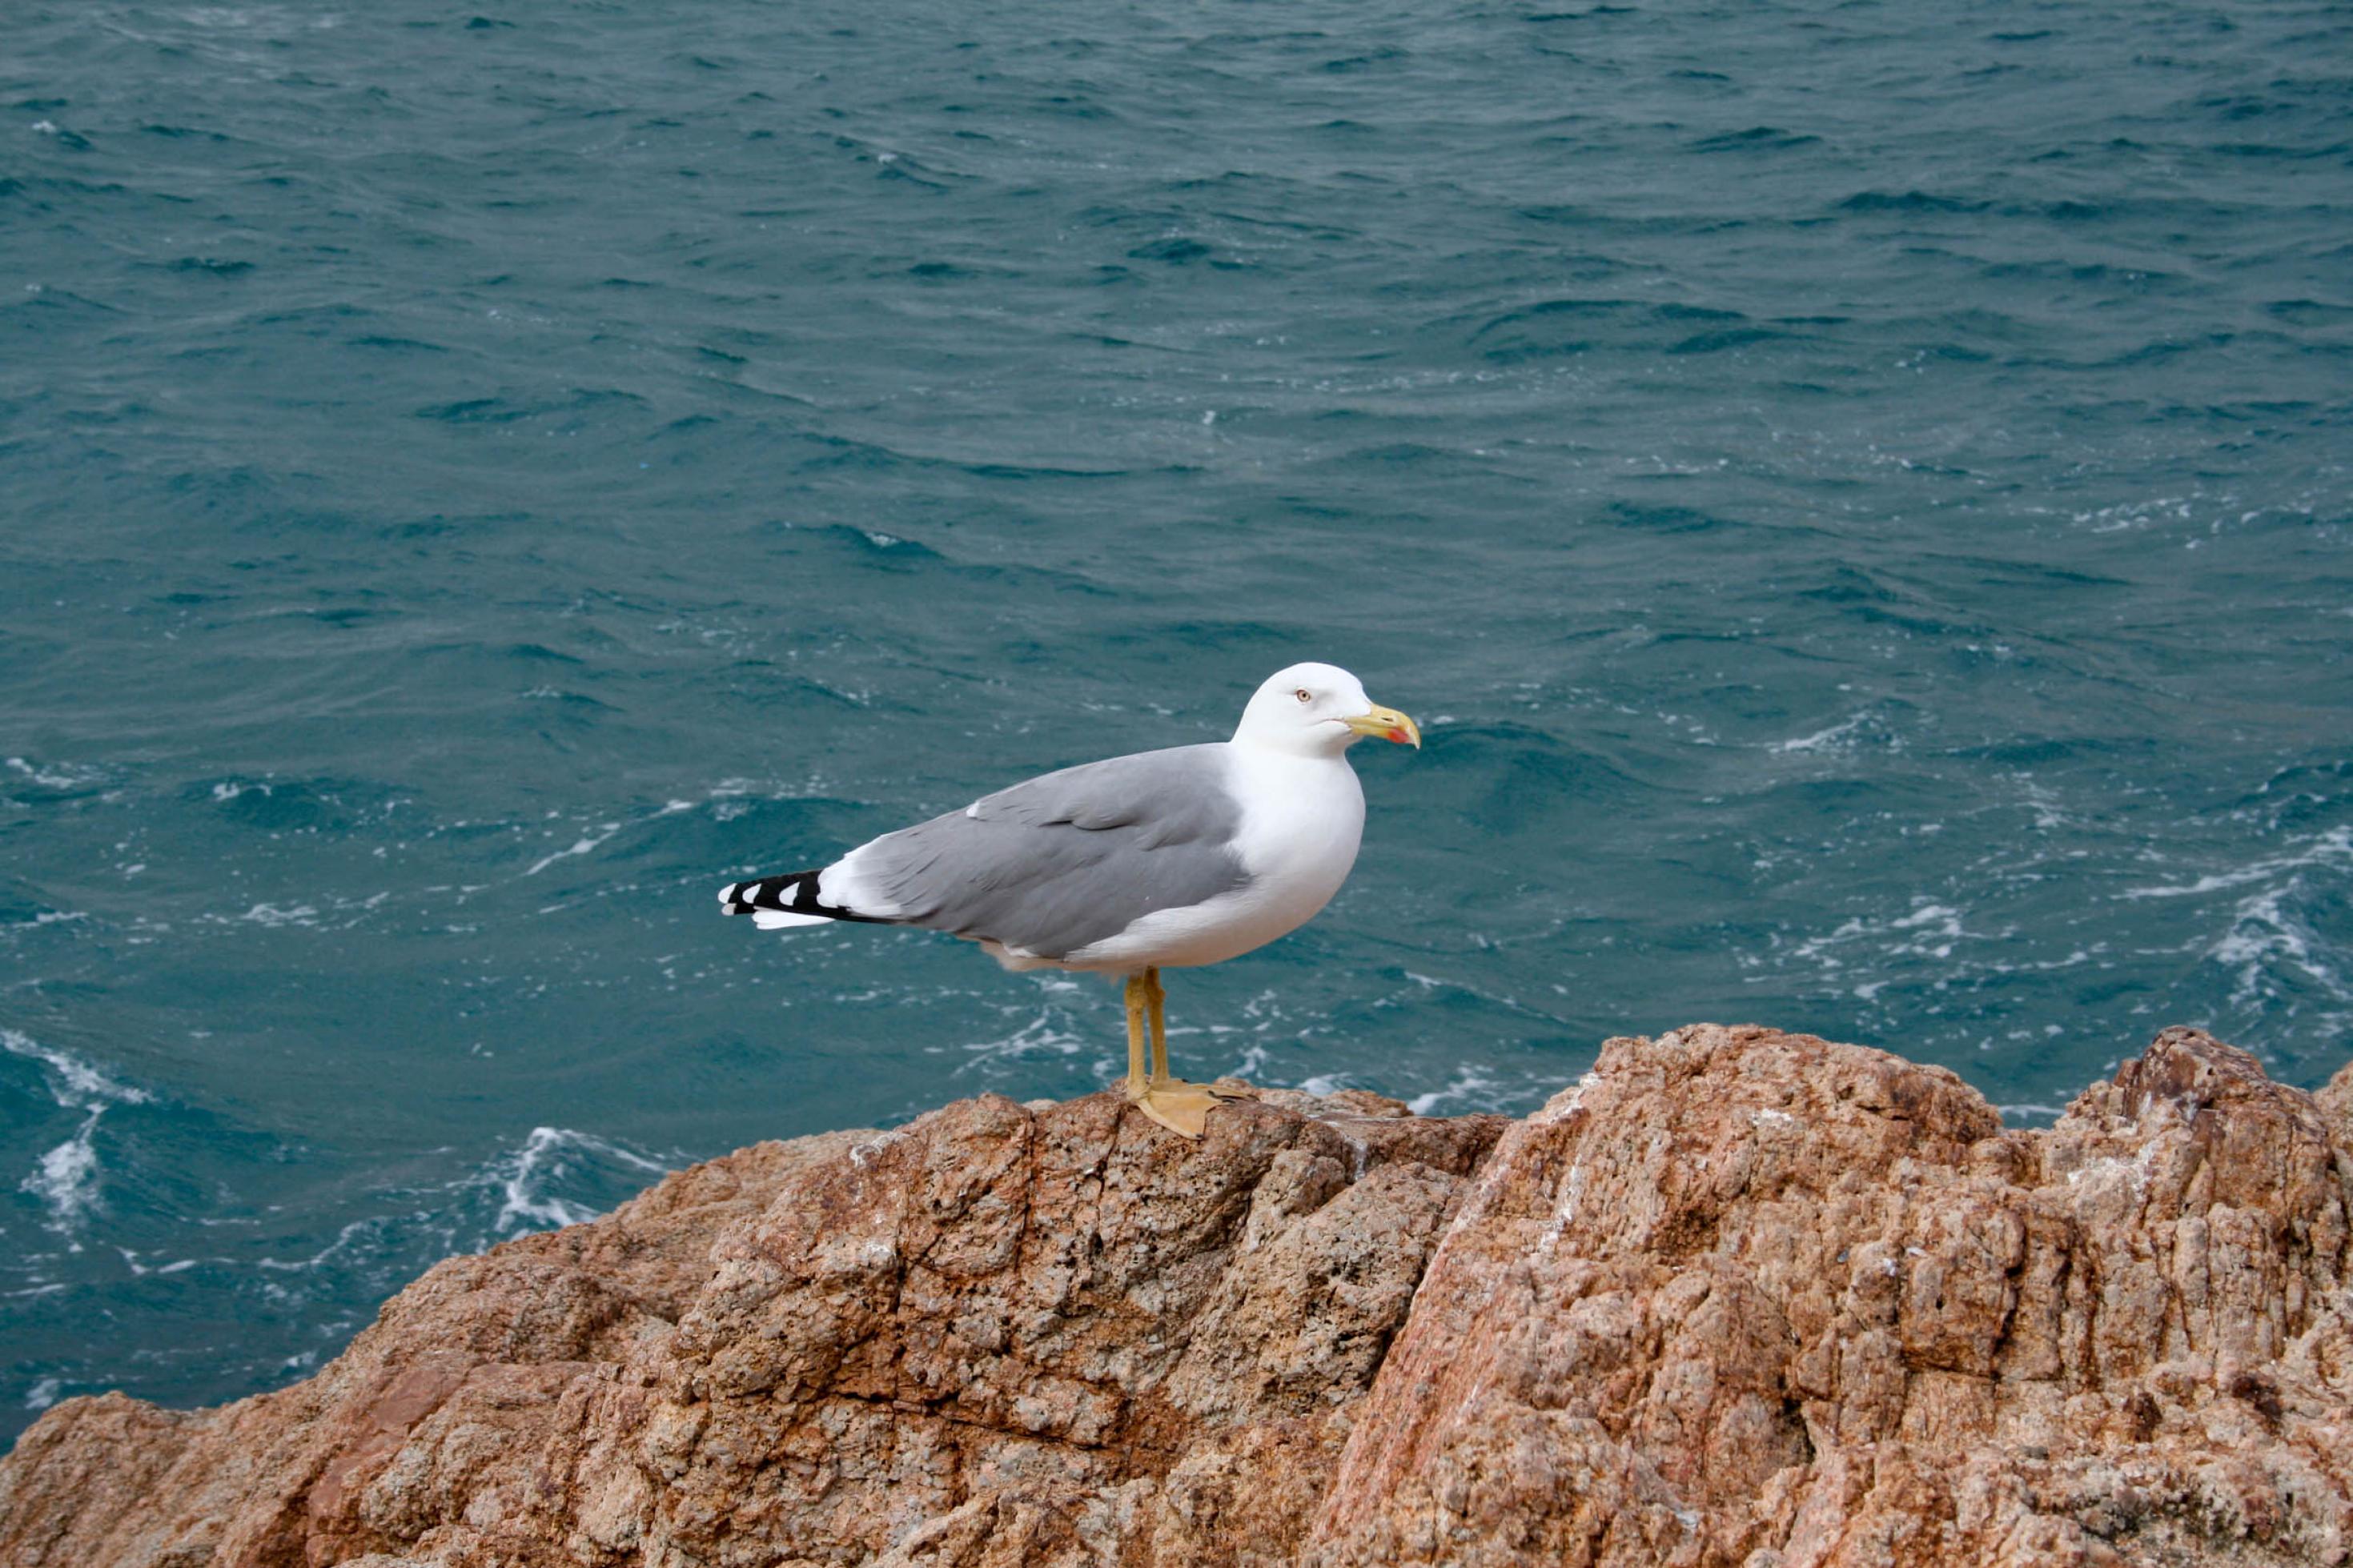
[1385,728,1409,744]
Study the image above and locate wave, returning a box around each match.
[3,757,112,796]
[2117,825,2352,902]
[2119,828,2353,1013]
[2,1030,151,1233]
[1767,711,1884,756]
[950,1007,1096,1080]
[1406,1063,1504,1116]
[488,1127,669,1234]
[251,1125,677,1279]
[2213,885,2351,1014]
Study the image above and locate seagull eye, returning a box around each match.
[1294,688,1312,703]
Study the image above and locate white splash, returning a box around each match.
[2214,886,2348,1012]
[491,1126,667,1234]
[6,756,106,790]
[1781,896,1988,976]
[2118,828,2353,1012]
[1407,1063,1501,1117]
[1768,712,1870,755]
[2118,827,2352,901]
[228,902,319,928]
[3,1029,152,1233]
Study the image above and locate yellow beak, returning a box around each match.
[1342,702,1422,749]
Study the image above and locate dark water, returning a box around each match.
[3,0,2349,1442]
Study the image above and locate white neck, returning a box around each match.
[1230,714,1358,760]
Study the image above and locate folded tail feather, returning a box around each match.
[718,868,892,930]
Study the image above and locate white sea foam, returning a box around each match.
[1768,712,1889,755]
[229,902,319,928]
[255,1213,387,1275]
[2,1031,146,1106]
[2118,826,2352,901]
[2117,828,2353,1012]
[29,1133,101,1221]
[3,908,90,932]
[1785,896,1986,972]
[491,1126,666,1234]
[954,1011,1090,1075]
[2010,772,2070,831]
[247,1125,673,1285]
[2214,886,2350,1011]
[6,756,106,791]
[525,824,621,877]
[3,1029,152,1232]
[1407,1063,1501,1116]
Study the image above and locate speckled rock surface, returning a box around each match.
[0,1083,1502,1568]
[1309,1025,2353,1567]
[6,1026,2351,1567]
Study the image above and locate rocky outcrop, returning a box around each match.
[1315,1026,2353,1567]
[6,1025,2353,1567]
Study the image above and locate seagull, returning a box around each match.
[718,662,1421,1137]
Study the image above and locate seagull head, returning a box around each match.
[1233,662,1422,758]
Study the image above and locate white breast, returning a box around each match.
[1223,743,1366,927]
[1061,743,1364,972]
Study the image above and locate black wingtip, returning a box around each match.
[722,870,826,917]
[719,867,899,927]
[719,877,774,916]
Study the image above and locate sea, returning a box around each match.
[2,0,2347,1446]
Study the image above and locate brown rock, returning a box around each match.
[0,1088,1503,1568]
[1309,1025,2353,1566]
[4,1026,2351,1567]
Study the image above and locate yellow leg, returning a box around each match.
[1123,973,1148,1097]
[1118,966,1237,1141]
[1145,967,1170,1085]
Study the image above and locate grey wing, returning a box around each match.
[850,744,1250,959]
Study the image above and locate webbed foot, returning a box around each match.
[1124,1077,1246,1139]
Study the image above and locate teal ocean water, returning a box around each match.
[3,0,2349,1442]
